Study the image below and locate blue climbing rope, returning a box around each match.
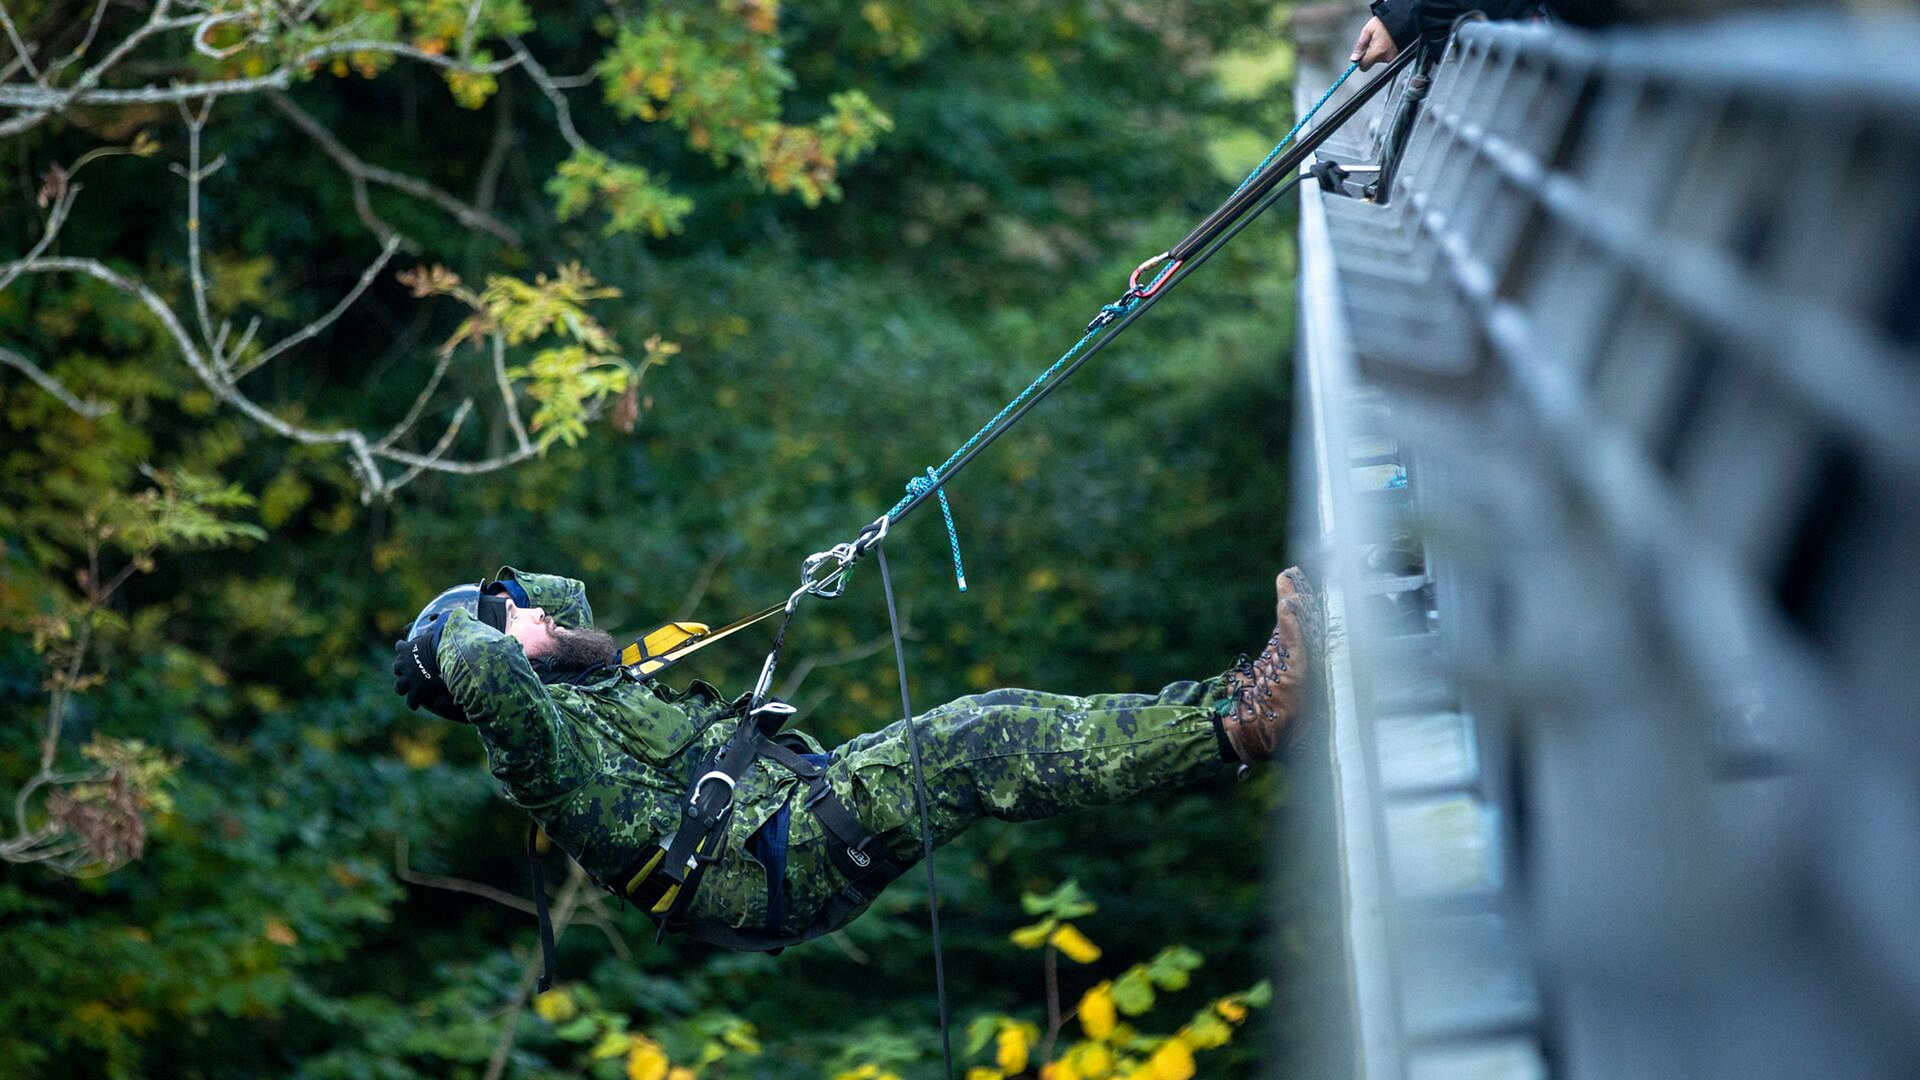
[888,61,1363,589]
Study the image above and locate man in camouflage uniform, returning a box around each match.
[391,566,1318,946]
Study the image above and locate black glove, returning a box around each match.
[392,630,467,723]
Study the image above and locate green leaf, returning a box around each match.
[1018,878,1096,920]
[1146,946,1204,991]
[1112,969,1156,1016]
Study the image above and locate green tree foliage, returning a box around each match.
[0,1,1329,1076]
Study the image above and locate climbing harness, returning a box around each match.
[522,46,1422,1072]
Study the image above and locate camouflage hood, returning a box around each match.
[491,566,595,630]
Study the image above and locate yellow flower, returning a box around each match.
[966,1069,1005,1080]
[1215,999,1247,1023]
[1049,923,1102,964]
[666,1069,695,1080]
[997,1025,1031,1075]
[532,988,576,1024]
[1078,982,1117,1040]
[626,1038,669,1080]
[1144,1038,1195,1080]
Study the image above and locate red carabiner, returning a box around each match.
[1127,252,1185,299]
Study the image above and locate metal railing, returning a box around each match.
[1291,11,1920,1079]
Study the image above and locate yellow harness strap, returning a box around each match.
[617,602,787,680]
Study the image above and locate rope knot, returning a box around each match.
[903,467,967,592]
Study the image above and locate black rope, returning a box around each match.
[876,542,953,1080]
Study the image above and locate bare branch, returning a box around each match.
[0,4,199,139]
[266,91,520,246]
[0,172,77,294]
[393,837,623,935]
[777,605,920,699]
[0,0,43,85]
[674,549,727,620]
[43,0,116,79]
[174,96,219,351]
[235,232,405,378]
[489,333,532,452]
[375,347,454,450]
[383,398,473,495]
[507,35,586,153]
[483,862,588,1080]
[0,32,524,136]
[0,346,112,417]
[1,245,563,498]
[472,80,514,212]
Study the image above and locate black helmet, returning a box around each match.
[409,583,508,639]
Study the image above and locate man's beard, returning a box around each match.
[533,625,618,678]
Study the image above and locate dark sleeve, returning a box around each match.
[1370,0,1422,51]
[436,607,593,808]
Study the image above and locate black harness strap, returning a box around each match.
[527,822,557,993]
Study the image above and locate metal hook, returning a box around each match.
[1127,251,1184,300]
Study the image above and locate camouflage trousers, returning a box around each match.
[685,674,1235,936]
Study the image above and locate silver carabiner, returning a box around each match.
[688,769,736,811]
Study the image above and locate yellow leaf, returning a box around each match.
[533,987,576,1024]
[667,1069,695,1080]
[1079,982,1116,1040]
[627,1039,669,1080]
[1215,999,1247,1023]
[1049,923,1103,964]
[966,1069,1004,1080]
[1145,1038,1195,1080]
[997,1025,1030,1075]
[263,919,297,947]
[1010,920,1054,949]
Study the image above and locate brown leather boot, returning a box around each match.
[1222,567,1320,764]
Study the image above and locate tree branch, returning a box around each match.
[266,91,520,246]
[489,332,532,452]
[392,836,628,958]
[483,862,588,1080]
[0,345,111,417]
[172,95,219,351]
[0,31,524,136]
[506,35,585,153]
[777,606,920,699]
[375,347,454,450]
[0,167,77,294]
[0,256,545,500]
[234,232,405,378]
[0,0,43,85]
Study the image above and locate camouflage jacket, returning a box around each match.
[433,568,824,920]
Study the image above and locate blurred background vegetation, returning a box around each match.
[0,1,1330,1075]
